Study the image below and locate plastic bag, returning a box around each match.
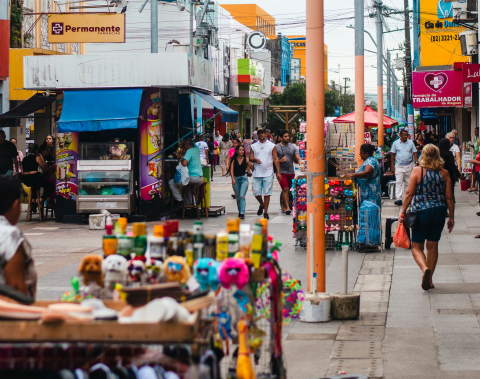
[393,222,410,249]
[174,163,190,186]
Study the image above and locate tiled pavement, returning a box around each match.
[16,172,480,378]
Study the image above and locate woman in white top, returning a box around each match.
[0,176,37,298]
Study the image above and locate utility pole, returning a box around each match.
[404,0,413,138]
[387,50,391,117]
[151,0,158,53]
[306,0,325,293]
[189,1,194,54]
[375,0,384,146]
[355,0,365,165]
[343,77,350,111]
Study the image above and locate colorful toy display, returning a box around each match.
[218,257,249,290]
[164,256,191,284]
[194,258,219,291]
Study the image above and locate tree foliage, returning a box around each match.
[10,0,23,48]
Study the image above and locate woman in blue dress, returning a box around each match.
[345,144,382,208]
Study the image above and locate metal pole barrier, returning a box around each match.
[342,245,349,295]
[151,0,158,53]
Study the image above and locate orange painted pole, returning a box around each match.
[376,1,384,147]
[355,0,365,166]
[306,0,325,292]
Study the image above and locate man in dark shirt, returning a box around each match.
[0,130,18,175]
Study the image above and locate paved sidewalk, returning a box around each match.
[16,171,480,378]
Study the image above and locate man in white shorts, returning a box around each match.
[249,129,281,219]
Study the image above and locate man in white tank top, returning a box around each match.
[249,129,281,219]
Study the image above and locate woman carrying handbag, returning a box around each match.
[399,144,455,291]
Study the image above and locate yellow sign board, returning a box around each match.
[48,13,125,43]
[420,0,470,66]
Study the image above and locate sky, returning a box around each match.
[219,0,410,94]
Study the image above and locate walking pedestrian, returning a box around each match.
[206,136,215,180]
[469,149,480,224]
[214,130,222,145]
[399,144,454,291]
[390,129,418,206]
[249,128,281,219]
[452,129,460,146]
[226,139,241,199]
[446,132,461,169]
[0,130,18,176]
[439,138,459,208]
[229,145,253,219]
[219,133,232,176]
[468,127,479,192]
[276,130,299,214]
[195,135,209,166]
[414,133,425,160]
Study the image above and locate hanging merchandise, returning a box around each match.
[0,217,290,379]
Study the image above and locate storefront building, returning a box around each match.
[21,52,237,221]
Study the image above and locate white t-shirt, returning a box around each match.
[251,140,275,178]
[195,141,209,159]
[214,134,223,144]
[450,143,460,166]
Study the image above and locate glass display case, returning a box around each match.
[76,142,135,214]
[80,142,134,161]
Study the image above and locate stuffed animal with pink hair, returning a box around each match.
[219,258,249,290]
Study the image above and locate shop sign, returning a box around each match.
[420,0,470,66]
[462,152,472,174]
[420,108,438,119]
[55,93,78,199]
[140,90,163,201]
[364,132,372,144]
[412,70,463,108]
[434,108,455,117]
[48,13,125,43]
[462,63,480,83]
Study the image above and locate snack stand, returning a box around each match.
[0,218,290,379]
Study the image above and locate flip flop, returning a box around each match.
[286,211,291,215]
[467,188,478,192]
[422,269,432,291]
[475,235,480,239]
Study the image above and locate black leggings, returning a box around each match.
[21,173,55,201]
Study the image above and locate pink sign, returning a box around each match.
[412,70,463,108]
[462,63,480,83]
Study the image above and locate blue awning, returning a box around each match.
[192,90,238,123]
[58,89,143,133]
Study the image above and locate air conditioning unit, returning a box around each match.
[453,0,468,20]
[459,30,477,55]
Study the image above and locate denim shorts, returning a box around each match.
[412,206,447,243]
[252,175,274,196]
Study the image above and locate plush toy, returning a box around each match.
[79,255,104,287]
[102,255,128,289]
[164,256,191,284]
[219,258,249,290]
[194,258,219,291]
[145,258,164,284]
[128,256,146,283]
[236,319,255,379]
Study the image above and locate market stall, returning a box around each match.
[0,217,291,378]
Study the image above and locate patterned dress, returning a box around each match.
[219,140,232,168]
[356,156,382,208]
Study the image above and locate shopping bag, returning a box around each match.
[393,222,410,249]
[174,163,190,186]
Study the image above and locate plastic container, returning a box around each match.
[460,179,470,191]
[89,214,106,230]
[299,293,332,323]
